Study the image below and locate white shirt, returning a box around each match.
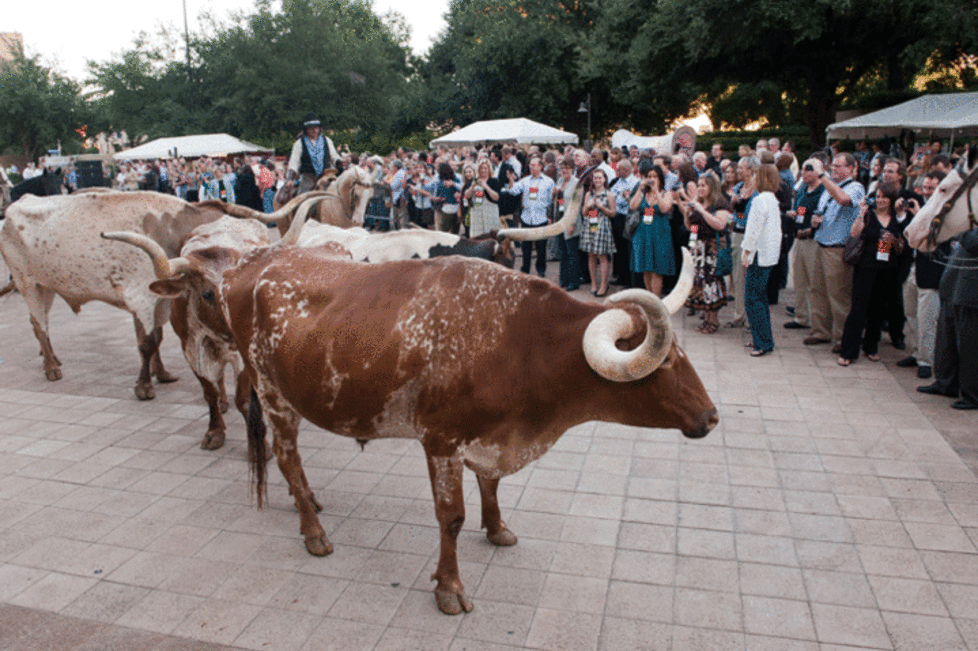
[742,192,782,267]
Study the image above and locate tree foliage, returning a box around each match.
[588,0,974,145]
[423,0,589,132]
[89,0,413,146]
[37,0,978,157]
[0,54,89,160]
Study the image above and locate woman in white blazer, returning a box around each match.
[741,164,784,356]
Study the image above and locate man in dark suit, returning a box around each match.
[917,231,978,409]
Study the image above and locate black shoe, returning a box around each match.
[952,400,978,410]
[917,384,956,397]
[892,338,906,350]
[783,321,808,329]
[917,365,932,379]
[896,356,918,368]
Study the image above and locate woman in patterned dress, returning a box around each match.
[578,168,616,297]
[680,173,732,334]
[464,159,502,237]
[628,162,676,297]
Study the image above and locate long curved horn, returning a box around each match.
[203,191,334,224]
[497,176,583,241]
[101,231,191,279]
[278,195,328,246]
[661,247,694,314]
[582,288,673,382]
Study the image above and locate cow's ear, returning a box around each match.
[149,279,187,298]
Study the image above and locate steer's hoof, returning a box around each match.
[201,430,225,450]
[45,367,63,381]
[305,534,333,556]
[135,384,155,401]
[487,528,518,547]
[434,587,474,615]
[155,370,179,384]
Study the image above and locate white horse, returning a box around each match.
[905,146,978,252]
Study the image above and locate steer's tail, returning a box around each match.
[247,388,269,509]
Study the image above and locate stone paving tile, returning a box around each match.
[1,283,977,650]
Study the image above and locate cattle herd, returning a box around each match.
[0,179,718,615]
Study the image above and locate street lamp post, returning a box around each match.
[578,92,591,149]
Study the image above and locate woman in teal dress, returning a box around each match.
[628,161,676,296]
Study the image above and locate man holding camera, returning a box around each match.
[804,154,865,350]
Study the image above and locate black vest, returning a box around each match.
[299,138,332,175]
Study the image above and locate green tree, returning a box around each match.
[0,54,89,161]
[88,0,414,149]
[424,0,589,133]
[584,0,976,145]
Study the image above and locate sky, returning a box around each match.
[5,0,449,83]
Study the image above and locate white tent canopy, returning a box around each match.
[113,133,274,161]
[429,118,578,148]
[826,92,978,141]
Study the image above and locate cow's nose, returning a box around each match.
[683,407,719,439]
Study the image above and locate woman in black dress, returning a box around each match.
[838,182,906,366]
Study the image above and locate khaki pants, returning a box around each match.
[730,232,745,320]
[791,239,817,326]
[810,245,853,342]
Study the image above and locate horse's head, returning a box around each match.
[906,146,978,252]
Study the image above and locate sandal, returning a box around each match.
[865,353,880,362]
[837,357,852,367]
[750,349,772,357]
[697,322,719,335]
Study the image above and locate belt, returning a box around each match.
[817,242,845,248]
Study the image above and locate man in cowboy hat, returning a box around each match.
[286,112,341,194]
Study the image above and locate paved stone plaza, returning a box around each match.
[1,263,977,651]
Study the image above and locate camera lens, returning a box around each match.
[803,164,814,172]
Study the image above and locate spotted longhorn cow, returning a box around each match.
[113,224,717,615]
[0,190,316,399]
[100,182,576,448]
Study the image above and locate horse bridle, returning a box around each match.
[926,163,978,249]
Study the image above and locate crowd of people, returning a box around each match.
[6,122,974,409]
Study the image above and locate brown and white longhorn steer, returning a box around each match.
[119,238,717,615]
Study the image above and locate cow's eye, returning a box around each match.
[202,290,215,301]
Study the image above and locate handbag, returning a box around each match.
[624,209,640,240]
[714,232,733,276]
[843,235,864,266]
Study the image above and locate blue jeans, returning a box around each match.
[745,262,774,352]
[262,188,275,213]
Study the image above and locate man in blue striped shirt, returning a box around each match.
[805,154,865,348]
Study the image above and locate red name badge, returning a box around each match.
[588,209,598,218]
[529,186,539,199]
[876,239,890,261]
